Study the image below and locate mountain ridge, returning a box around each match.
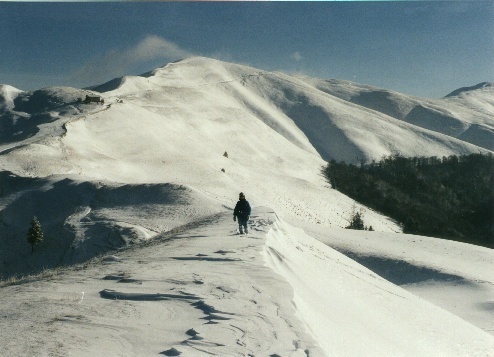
[1,56,492,158]
[445,82,493,98]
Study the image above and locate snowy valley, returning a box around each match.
[0,57,493,356]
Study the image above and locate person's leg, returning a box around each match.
[238,221,244,234]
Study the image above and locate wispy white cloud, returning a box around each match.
[291,51,303,62]
[72,35,194,86]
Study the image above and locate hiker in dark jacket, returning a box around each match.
[233,192,251,234]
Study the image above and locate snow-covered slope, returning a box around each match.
[297,77,423,120]
[1,56,493,355]
[0,173,225,278]
[266,218,494,355]
[301,76,494,151]
[3,56,491,277]
[1,57,491,165]
[97,57,491,162]
[1,57,407,278]
[1,210,493,356]
[0,86,104,147]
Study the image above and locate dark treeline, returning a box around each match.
[323,153,494,248]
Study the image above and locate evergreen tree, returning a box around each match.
[27,216,44,252]
[346,206,366,230]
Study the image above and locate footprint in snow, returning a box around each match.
[214,250,235,255]
[160,347,181,356]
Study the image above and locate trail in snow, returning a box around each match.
[1,209,493,356]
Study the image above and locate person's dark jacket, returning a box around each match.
[234,199,251,220]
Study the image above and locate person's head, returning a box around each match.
[239,192,245,200]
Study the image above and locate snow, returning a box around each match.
[1,56,493,355]
[0,84,23,110]
[1,210,493,356]
[266,219,494,355]
[299,76,494,151]
[298,223,494,339]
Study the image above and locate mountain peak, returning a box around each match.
[92,56,264,94]
[445,82,493,97]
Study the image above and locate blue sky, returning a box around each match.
[0,1,492,98]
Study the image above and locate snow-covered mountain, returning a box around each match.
[301,77,494,151]
[2,57,492,165]
[0,57,493,355]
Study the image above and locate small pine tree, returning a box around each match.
[27,216,44,252]
[346,205,366,230]
[346,211,365,230]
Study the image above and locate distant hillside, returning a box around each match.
[300,77,494,151]
[0,87,102,145]
[323,153,494,248]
